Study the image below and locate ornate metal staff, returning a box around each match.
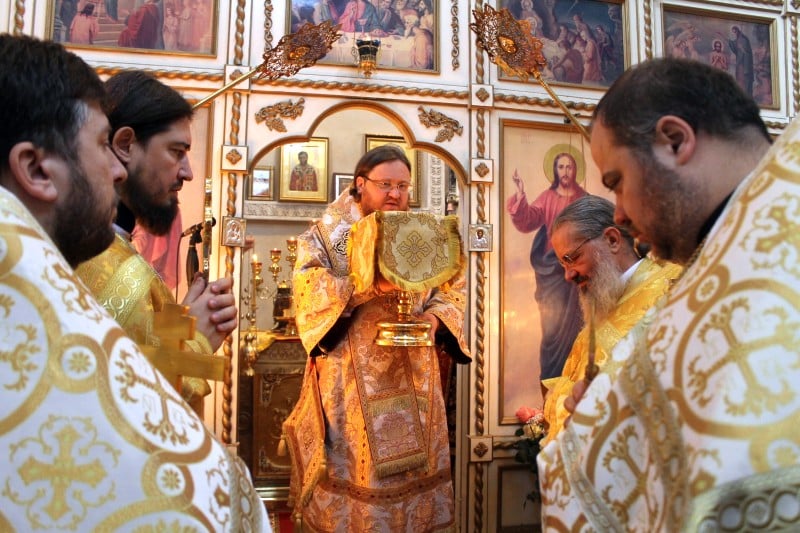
[469,5,590,141]
[192,21,340,278]
[471,6,599,382]
[192,21,341,110]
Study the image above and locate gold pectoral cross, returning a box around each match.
[142,303,228,391]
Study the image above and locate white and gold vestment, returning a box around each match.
[0,186,270,531]
[538,120,800,530]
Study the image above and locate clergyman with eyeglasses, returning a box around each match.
[281,144,470,531]
[539,195,681,444]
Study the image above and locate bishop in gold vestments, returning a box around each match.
[0,185,270,531]
[76,233,212,411]
[538,119,800,530]
[542,257,682,444]
[283,191,470,532]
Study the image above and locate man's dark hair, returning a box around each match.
[0,34,106,173]
[350,144,411,200]
[592,58,770,158]
[105,70,193,145]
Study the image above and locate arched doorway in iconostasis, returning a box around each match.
[235,102,469,513]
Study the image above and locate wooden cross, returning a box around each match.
[142,303,228,391]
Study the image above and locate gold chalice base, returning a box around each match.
[374,319,433,347]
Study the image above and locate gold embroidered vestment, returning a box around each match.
[76,234,212,409]
[538,118,800,531]
[283,192,470,532]
[542,257,682,444]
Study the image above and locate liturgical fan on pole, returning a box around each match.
[470,5,590,142]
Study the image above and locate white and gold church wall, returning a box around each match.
[5,0,799,529]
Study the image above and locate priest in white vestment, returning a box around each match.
[0,34,270,532]
[539,58,800,531]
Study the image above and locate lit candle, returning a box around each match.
[251,253,258,264]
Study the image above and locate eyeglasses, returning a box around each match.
[559,236,595,267]
[362,176,412,194]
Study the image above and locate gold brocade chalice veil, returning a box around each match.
[349,211,464,347]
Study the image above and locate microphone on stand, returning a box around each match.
[181,217,217,237]
[184,218,215,280]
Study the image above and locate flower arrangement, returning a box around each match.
[514,406,548,505]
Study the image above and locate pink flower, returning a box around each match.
[515,405,543,424]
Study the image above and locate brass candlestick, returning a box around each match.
[264,240,300,336]
[286,237,298,270]
[242,253,264,376]
[269,248,282,285]
[282,237,299,336]
[269,247,289,333]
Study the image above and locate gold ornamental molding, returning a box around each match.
[252,77,469,101]
[471,437,491,461]
[471,158,493,184]
[225,147,244,166]
[254,98,306,132]
[764,120,788,131]
[93,67,223,83]
[12,0,24,35]
[793,17,799,116]
[222,145,248,172]
[473,85,492,107]
[417,106,463,142]
[263,0,274,50]
[222,0,248,447]
[450,0,460,70]
[644,0,653,59]
[494,92,596,114]
[749,0,789,5]
[470,1,489,530]
[228,67,246,83]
